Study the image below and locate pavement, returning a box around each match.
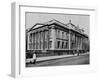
[36,52,89,62]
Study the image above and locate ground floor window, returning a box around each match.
[29,43,32,50]
[65,42,68,49]
[57,41,60,48]
[45,41,47,49]
[62,42,64,48]
[49,41,52,48]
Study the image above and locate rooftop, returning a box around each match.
[27,19,88,37]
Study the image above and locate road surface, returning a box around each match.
[26,54,89,67]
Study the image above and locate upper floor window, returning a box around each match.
[36,33,39,42]
[66,32,69,40]
[58,30,60,38]
[49,29,52,39]
[62,32,64,39]
[33,33,35,41]
[40,32,43,41]
[29,33,32,43]
[71,34,74,41]
[45,31,48,40]
[49,41,52,48]
[65,42,68,49]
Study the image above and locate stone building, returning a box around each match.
[26,19,89,57]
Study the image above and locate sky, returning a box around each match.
[25,12,89,35]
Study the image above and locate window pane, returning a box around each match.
[62,42,64,48]
[49,41,52,48]
[57,41,60,48]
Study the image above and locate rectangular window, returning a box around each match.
[49,41,52,48]
[58,30,60,38]
[57,41,60,48]
[71,42,74,49]
[62,32,64,39]
[66,42,68,49]
[66,32,69,40]
[29,43,32,49]
[41,42,43,50]
[62,42,64,48]
[72,34,75,42]
[49,29,52,39]
[29,33,32,43]
[45,31,48,40]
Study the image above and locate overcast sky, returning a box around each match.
[25,12,89,35]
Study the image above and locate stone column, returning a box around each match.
[39,31,41,49]
[28,33,32,50]
[26,32,28,51]
[41,31,43,50]
[51,28,56,50]
[69,30,71,50]
[80,37,83,50]
[34,32,36,50]
[32,33,34,50]
[47,30,49,50]
[43,30,45,50]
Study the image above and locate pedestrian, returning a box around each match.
[77,49,79,56]
[33,53,36,64]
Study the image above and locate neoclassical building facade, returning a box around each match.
[26,19,89,57]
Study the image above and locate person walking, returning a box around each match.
[77,49,79,56]
[33,53,36,64]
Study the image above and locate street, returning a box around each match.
[26,54,89,67]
